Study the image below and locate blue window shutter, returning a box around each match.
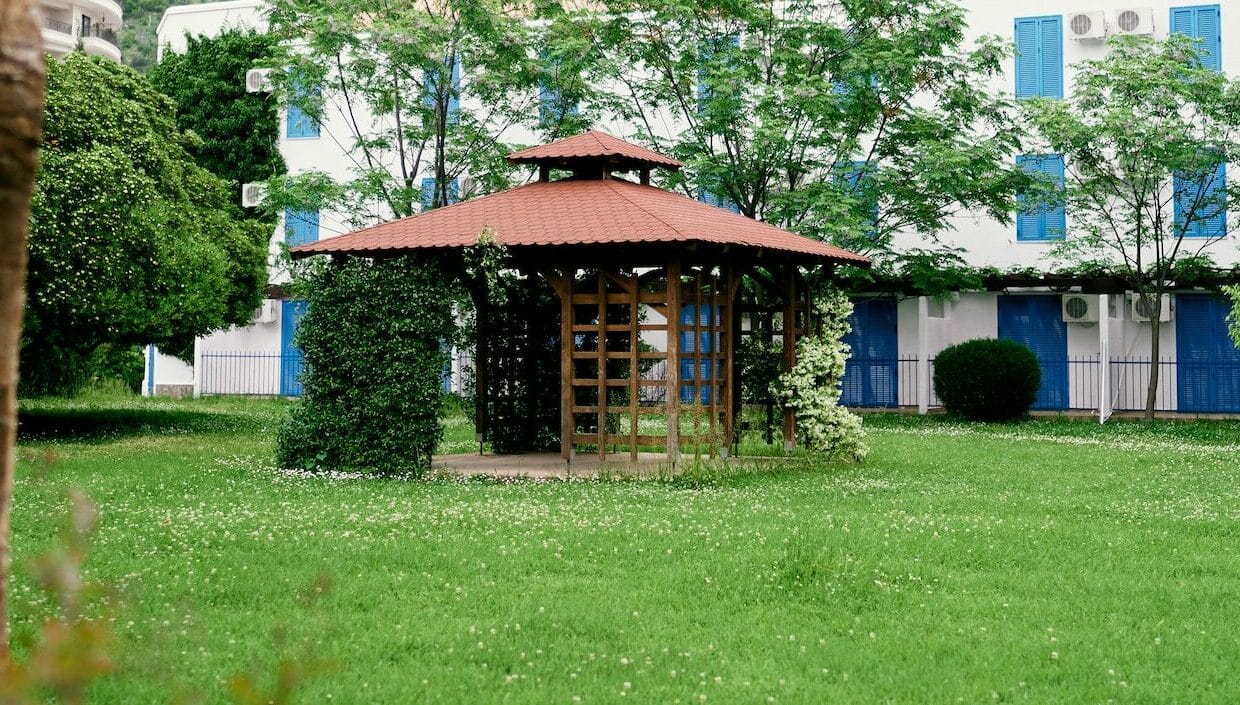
[1016,154,1065,241]
[1171,5,1222,72]
[421,177,435,211]
[448,178,460,205]
[836,161,879,230]
[1040,17,1063,98]
[424,56,461,123]
[284,208,319,246]
[1015,17,1062,98]
[286,78,320,138]
[448,57,461,121]
[1175,162,1227,239]
[698,190,740,214]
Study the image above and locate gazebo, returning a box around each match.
[291,131,868,467]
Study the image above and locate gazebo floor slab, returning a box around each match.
[431,452,782,480]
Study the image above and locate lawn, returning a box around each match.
[9,394,1240,703]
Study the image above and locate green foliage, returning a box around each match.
[26,55,269,396]
[265,0,547,221]
[149,29,286,216]
[738,335,781,406]
[591,0,1028,266]
[774,289,867,461]
[933,338,1041,422]
[1226,286,1240,350]
[276,256,462,476]
[118,0,177,72]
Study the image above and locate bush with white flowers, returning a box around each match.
[774,288,868,462]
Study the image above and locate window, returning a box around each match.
[1170,5,1222,72]
[698,190,740,214]
[1174,162,1227,239]
[697,34,740,114]
[421,177,460,211]
[1016,154,1066,242]
[1014,16,1063,99]
[424,56,461,124]
[286,77,320,139]
[835,161,879,231]
[284,209,319,247]
[539,52,579,126]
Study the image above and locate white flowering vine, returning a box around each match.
[773,288,868,462]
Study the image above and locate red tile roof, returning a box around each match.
[507,131,683,170]
[290,177,869,265]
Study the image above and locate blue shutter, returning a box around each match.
[280,300,309,397]
[1016,154,1065,241]
[1175,162,1227,239]
[1015,16,1062,98]
[836,161,879,232]
[424,56,461,123]
[679,304,717,404]
[286,78,320,138]
[841,299,898,408]
[421,177,460,210]
[448,57,461,121]
[698,190,740,214]
[1177,294,1240,412]
[997,295,1068,410]
[1171,5,1222,72]
[697,33,740,113]
[284,208,319,247]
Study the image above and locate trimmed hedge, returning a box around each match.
[933,338,1041,421]
[276,256,461,476]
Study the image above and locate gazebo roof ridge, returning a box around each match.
[506,130,683,173]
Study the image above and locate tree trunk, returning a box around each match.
[1144,293,1161,423]
[0,0,45,657]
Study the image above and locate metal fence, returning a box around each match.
[196,350,1238,414]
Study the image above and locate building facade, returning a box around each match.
[37,0,122,61]
[147,0,1240,416]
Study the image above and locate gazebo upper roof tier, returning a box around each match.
[506,130,683,172]
[289,176,870,266]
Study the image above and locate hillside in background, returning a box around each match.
[120,0,209,71]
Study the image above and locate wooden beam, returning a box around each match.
[665,260,681,463]
[725,265,739,457]
[782,266,797,452]
[550,270,575,461]
[597,270,607,459]
[629,270,639,463]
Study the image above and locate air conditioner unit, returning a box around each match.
[458,174,476,198]
[252,300,278,324]
[245,68,273,93]
[1130,294,1173,323]
[241,182,266,208]
[1067,11,1106,40]
[1112,8,1154,35]
[1061,294,1099,323]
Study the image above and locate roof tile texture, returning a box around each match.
[507,131,683,169]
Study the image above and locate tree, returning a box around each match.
[0,0,44,656]
[264,0,552,222]
[1226,286,1240,350]
[150,28,287,217]
[1023,35,1240,420]
[25,55,269,396]
[590,0,1028,267]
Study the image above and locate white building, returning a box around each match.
[148,0,1240,416]
[37,0,122,61]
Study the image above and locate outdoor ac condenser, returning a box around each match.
[241,183,267,208]
[1112,8,1155,35]
[245,68,273,93]
[1067,11,1106,40]
[1061,294,1099,323]
[1130,294,1174,323]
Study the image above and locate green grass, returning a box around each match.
[9,396,1240,703]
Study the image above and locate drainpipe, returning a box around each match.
[1098,294,1111,424]
[917,296,930,415]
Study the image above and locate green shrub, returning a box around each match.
[276,256,462,476]
[933,338,1041,421]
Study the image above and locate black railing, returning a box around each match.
[85,25,118,46]
[43,17,72,33]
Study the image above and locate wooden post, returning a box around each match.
[551,271,574,461]
[665,261,681,464]
[629,270,639,463]
[475,292,490,452]
[597,271,607,459]
[725,266,740,457]
[708,269,719,458]
[781,266,797,452]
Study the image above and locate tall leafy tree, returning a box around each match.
[1023,35,1240,420]
[150,28,287,217]
[0,0,43,656]
[590,0,1028,269]
[25,55,269,395]
[265,0,548,221]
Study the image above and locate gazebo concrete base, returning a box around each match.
[431,452,785,480]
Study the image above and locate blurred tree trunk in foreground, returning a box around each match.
[0,0,45,657]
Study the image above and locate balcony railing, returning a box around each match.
[84,25,118,46]
[42,17,72,34]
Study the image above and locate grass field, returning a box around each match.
[9,394,1240,703]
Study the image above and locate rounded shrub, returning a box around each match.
[932,338,1041,421]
